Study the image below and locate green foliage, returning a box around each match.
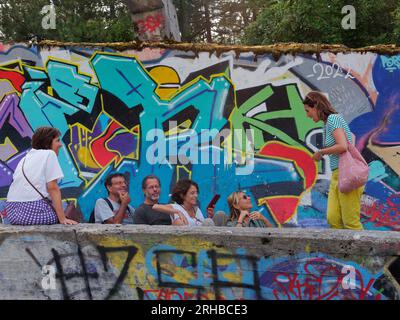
[210,0,262,44]
[242,0,400,47]
[0,0,135,42]
[173,0,265,43]
[1,0,399,46]
[173,0,209,42]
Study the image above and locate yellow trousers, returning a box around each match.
[327,170,364,230]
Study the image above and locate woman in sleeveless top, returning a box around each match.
[303,91,363,230]
[227,191,273,228]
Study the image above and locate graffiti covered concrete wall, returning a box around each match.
[0,43,399,230]
[0,225,399,300]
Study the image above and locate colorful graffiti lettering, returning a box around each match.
[362,194,400,231]
[265,257,380,300]
[136,14,165,34]
[18,235,396,300]
[381,56,400,73]
[0,44,399,230]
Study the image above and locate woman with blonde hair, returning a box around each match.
[227,191,273,228]
[303,91,363,230]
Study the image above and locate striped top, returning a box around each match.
[324,114,353,171]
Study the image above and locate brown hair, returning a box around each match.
[227,191,243,221]
[171,179,199,204]
[142,175,161,190]
[303,91,337,122]
[31,127,61,150]
[104,173,127,189]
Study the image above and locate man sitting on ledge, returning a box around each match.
[134,175,186,225]
[94,173,135,224]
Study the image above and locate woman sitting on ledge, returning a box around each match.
[227,191,273,228]
[170,179,216,226]
[5,127,77,225]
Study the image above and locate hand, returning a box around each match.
[206,206,214,219]
[119,191,131,205]
[59,218,78,225]
[175,210,188,225]
[172,218,185,226]
[249,211,262,220]
[312,150,323,161]
[238,210,249,222]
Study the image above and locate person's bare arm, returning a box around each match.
[250,211,273,227]
[321,128,348,154]
[47,180,77,225]
[313,128,348,161]
[152,204,176,214]
[152,204,188,224]
[206,206,214,218]
[259,213,273,227]
[104,192,130,224]
[236,211,249,227]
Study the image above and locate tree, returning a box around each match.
[0,0,135,42]
[173,0,265,43]
[242,0,399,47]
[211,0,265,44]
[395,5,400,44]
[173,0,210,42]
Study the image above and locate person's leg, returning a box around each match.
[201,218,215,226]
[5,201,20,225]
[7,200,58,225]
[327,170,344,229]
[339,185,364,230]
[213,211,228,226]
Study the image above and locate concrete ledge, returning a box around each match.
[1,224,399,256]
[0,224,398,300]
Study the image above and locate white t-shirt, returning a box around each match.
[172,204,204,226]
[7,149,64,202]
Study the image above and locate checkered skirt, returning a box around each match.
[5,199,58,225]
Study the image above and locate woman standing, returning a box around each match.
[303,91,363,230]
[6,127,77,225]
[227,191,273,228]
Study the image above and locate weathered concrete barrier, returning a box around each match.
[0,224,398,300]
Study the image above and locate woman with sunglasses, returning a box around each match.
[303,91,363,230]
[227,191,273,228]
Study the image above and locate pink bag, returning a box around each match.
[338,138,369,193]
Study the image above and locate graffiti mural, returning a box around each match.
[0,44,399,230]
[1,229,399,300]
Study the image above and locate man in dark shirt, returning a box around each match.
[134,175,183,225]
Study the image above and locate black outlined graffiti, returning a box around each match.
[26,244,138,300]
[25,248,42,269]
[51,247,99,300]
[207,249,262,300]
[153,249,262,300]
[154,249,204,300]
[372,256,400,299]
[97,245,138,299]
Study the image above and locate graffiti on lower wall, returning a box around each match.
[1,234,398,300]
[0,44,399,230]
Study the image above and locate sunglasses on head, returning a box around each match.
[303,97,315,107]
